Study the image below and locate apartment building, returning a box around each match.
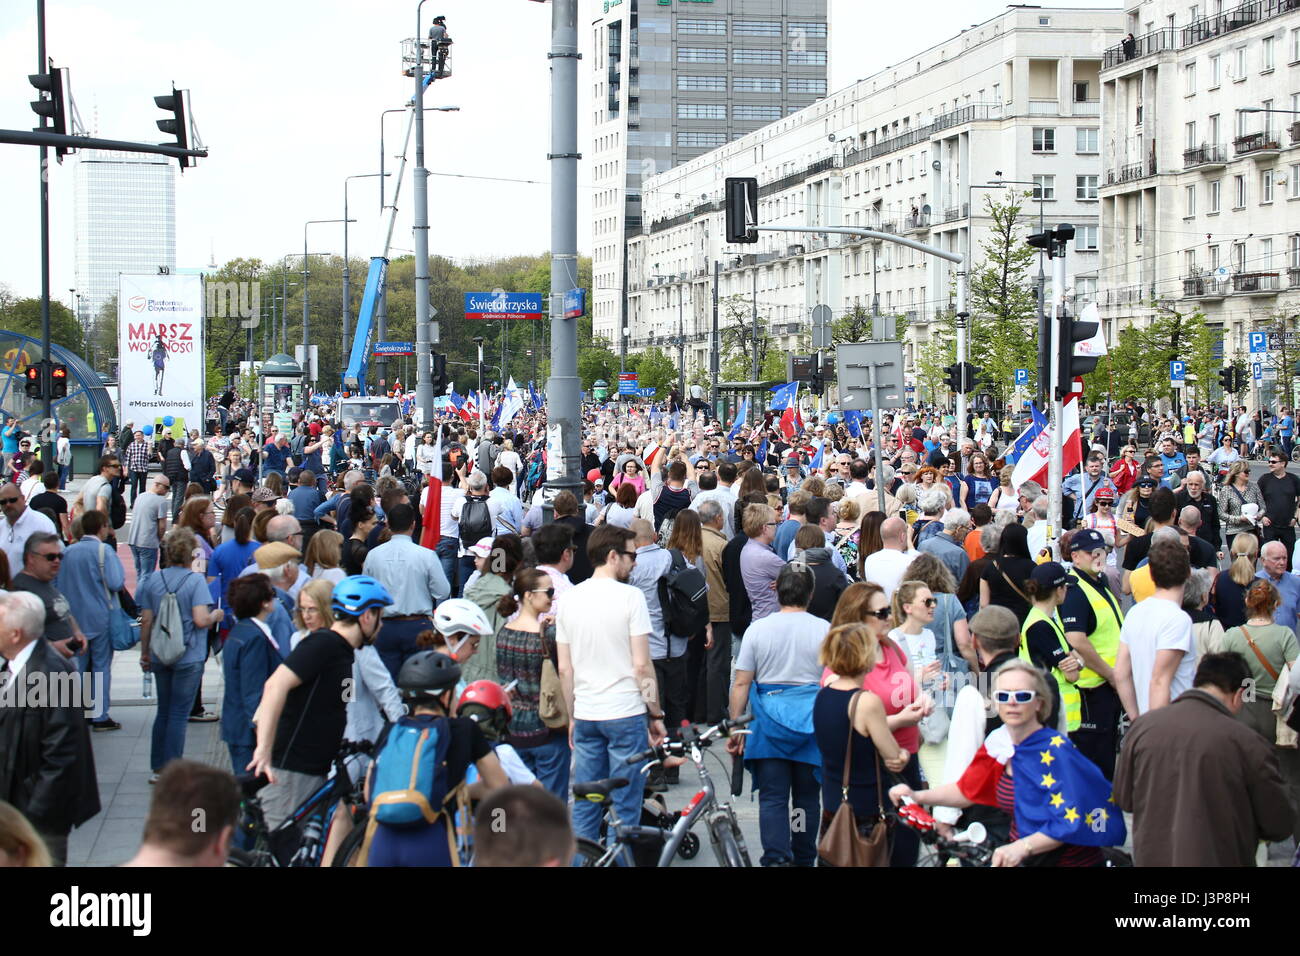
[589,0,829,357]
[623,5,1124,388]
[1099,0,1300,402]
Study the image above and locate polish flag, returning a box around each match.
[420,425,443,549]
[1011,386,1083,490]
[778,405,803,439]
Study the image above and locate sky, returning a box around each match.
[0,0,1123,302]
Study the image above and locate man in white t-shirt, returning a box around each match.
[859,516,919,598]
[1114,536,1197,718]
[557,524,665,844]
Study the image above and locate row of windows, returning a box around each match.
[1032,128,1100,153]
[1182,166,1300,216]
[1183,96,1300,148]
[679,132,727,148]
[677,75,827,94]
[1030,175,1100,201]
[676,19,826,38]
[1182,236,1300,275]
[1181,29,1300,94]
[677,103,784,121]
[678,48,827,65]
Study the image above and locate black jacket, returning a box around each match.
[800,548,847,622]
[555,515,593,585]
[162,445,189,484]
[0,639,101,834]
[721,533,752,638]
[1174,489,1222,550]
[190,449,217,491]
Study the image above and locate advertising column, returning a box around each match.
[118,274,205,441]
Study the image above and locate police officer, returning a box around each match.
[1059,528,1124,780]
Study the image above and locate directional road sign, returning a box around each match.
[617,372,639,395]
[464,291,544,320]
[374,341,415,356]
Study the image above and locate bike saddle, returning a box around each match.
[236,773,271,798]
[572,777,630,803]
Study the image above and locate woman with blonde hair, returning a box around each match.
[988,464,1019,514]
[894,481,919,526]
[1211,531,1258,630]
[832,497,861,577]
[304,529,346,585]
[290,578,337,650]
[0,802,51,867]
[1218,460,1265,550]
[903,552,975,675]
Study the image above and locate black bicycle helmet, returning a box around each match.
[398,650,461,699]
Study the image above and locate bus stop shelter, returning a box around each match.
[716,380,781,426]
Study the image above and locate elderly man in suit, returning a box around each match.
[0,590,100,865]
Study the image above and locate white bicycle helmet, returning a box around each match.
[433,597,492,638]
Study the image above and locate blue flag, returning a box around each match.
[529,382,541,409]
[727,397,750,441]
[649,406,660,425]
[769,381,798,411]
[843,409,863,439]
[1009,727,1126,847]
[668,411,680,431]
[1005,404,1048,466]
[756,435,768,465]
[809,440,825,471]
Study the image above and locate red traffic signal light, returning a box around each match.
[50,363,68,398]
[24,364,42,399]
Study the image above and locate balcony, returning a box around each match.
[1290,122,1300,146]
[1181,0,1300,52]
[1028,99,1059,116]
[1234,131,1282,160]
[940,202,969,223]
[1106,159,1157,186]
[904,213,931,232]
[1182,274,1227,298]
[1073,99,1101,116]
[1103,27,1176,71]
[1183,143,1228,171]
[1233,271,1281,294]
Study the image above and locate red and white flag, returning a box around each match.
[1011,387,1083,490]
[420,425,443,549]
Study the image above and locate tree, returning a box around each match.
[966,191,1039,404]
[831,304,875,345]
[1088,302,1209,410]
[0,296,85,354]
[914,313,956,408]
[577,342,620,390]
[629,347,677,393]
[718,294,783,381]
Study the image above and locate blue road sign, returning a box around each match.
[617,373,639,395]
[374,341,415,355]
[464,291,544,320]
[1014,368,1029,386]
[637,387,657,398]
[564,288,586,319]
[1170,360,1186,381]
[1249,331,1268,354]
[1253,361,1263,381]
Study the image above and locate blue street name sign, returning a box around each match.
[374,341,415,355]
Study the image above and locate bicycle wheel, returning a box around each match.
[914,840,941,868]
[573,837,608,867]
[330,822,368,867]
[1291,444,1300,464]
[708,816,748,868]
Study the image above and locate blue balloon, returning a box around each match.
[142,424,154,436]
[162,416,175,428]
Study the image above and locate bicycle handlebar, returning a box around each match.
[624,715,752,765]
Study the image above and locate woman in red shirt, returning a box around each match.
[826,583,931,866]
[1109,445,1140,496]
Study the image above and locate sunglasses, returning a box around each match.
[530,588,556,598]
[868,607,893,621]
[994,689,1038,705]
[619,551,638,561]
[919,597,937,608]
[0,497,19,505]
[37,552,62,562]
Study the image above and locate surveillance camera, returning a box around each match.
[932,159,941,171]
[827,132,837,142]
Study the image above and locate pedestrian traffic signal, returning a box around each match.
[943,362,962,393]
[1056,311,1100,400]
[725,177,759,244]
[1036,308,1051,404]
[28,65,72,157]
[431,352,447,394]
[942,361,982,393]
[1218,367,1235,392]
[24,363,43,400]
[154,85,193,168]
[50,363,68,399]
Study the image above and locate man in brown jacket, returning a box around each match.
[1114,652,1292,866]
[698,499,731,725]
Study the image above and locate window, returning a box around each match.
[1185,184,1197,216]
[678,48,726,63]
[733,48,782,64]
[1233,45,1246,78]
[1073,81,1089,103]
[1262,168,1274,203]
[677,103,726,120]
[1234,242,1246,271]
[1075,276,1098,301]
[1185,62,1197,94]
[1075,225,1098,251]
[677,18,726,35]
[1186,250,1198,276]
[1033,175,1056,200]
[788,50,827,65]
[678,132,725,148]
[1209,54,1221,86]
[733,105,782,121]
[1209,179,1222,212]
[1263,35,1276,72]
[1039,16,1051,25]
[1032,127,1055,151]
[788,21,828,38]
[678,74,726,91]
[1292,27,1300,63]
[1076,127,1099,152]
[1237,108,1250,137]
[733,19,781,36]
[1235,174,1247,207]
[1208,113,1220,144]
[787,78,826,95]
[1290,234,1300,269]
[1185,121,1198,149]
[1209,244,1221,271]
[1077,175,1099,199]
[920,150,927,174]
[1261,237,1273,269]
[733,76,780,93]
[1291,164,1300,199]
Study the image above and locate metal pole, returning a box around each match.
[1047,246,1068,555]
[677,282,685,398]
[413,0,434,425]
[711,260,720,418]
[870,372,887,515]
[751,270,759,381]
[476,339,486,434]
[955,261,969,440]
[36,0,53,453]
[302,230,309,348]
[544,0,582,518]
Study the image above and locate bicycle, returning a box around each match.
[572,715,753,867]
[227,739,373,867]
[894,799,993,867]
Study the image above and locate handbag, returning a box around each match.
[537,624,569,730]
[1239,626,1296,748]
[817,691,891,867]
[98,543,138,652]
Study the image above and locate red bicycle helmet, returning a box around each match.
[457,680,513,720]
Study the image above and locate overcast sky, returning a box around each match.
[0,0,1121,301]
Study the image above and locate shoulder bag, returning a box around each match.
[537,624,569,730]
[98,543,138,652]
[996,560,1032,605]
[817,691,891,867]
[1240,626,1297,748]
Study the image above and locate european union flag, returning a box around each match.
[809,440,825,470]
[727,398,750,441]
[843,409,863,439]
[668,411,680,431]
[1005,403,1048,466]
[769,381,799,411]
[756,435,768,465]
[1010,727,1126,847]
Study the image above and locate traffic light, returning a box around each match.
[724,177,759,244]
[943,362,963,393]
[24,363,43,400]
[49,363,68,399]
[431,352,447,394]
[962,362,984,393]
[1056,311,1100,400]
[1218,367,1235,392]
[154,85,192,168]
[28,64,72,157]
[1036,308,1051,404]
[809,367,825,396]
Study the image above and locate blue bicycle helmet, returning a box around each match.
[331,575,394,617]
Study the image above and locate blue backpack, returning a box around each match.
[370,715,452,827]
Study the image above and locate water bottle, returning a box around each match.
[142,671,153,699]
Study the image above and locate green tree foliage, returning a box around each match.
[1088,303,1209,408]
[966,192,1039,404]
[0,291,85,354]
[629,347,677,393]
[914,313,956,407]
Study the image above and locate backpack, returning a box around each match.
[152,570,189,667]
[657,549,710,638]
[458,495,492,545]
[109,479,127,530]
[370,716,453,827]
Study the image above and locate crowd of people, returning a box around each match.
[0,387,1297,868]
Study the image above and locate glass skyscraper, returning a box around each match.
[74,150,176,370]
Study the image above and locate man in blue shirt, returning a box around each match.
[261,433,291,480]
[1,416,21,474]
[1063,453,1119,524]
[1279,407,1295,460]
[54,510,126,730]
[1257,540,1300,633]
[1158,437,1187,476]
